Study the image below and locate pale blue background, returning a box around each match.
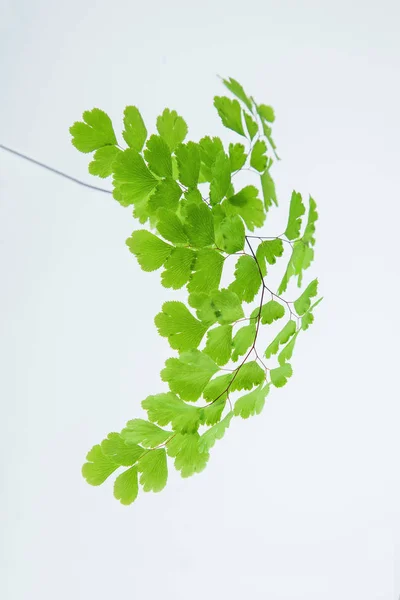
[1,1,399,598]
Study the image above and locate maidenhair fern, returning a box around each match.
[70,75,321,505]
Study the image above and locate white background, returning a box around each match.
[1,1,399,598]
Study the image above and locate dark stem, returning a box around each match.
[0,143,113,194]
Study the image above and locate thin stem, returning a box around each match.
[245,236,297,318]
[200,282,267,409]
[254,348,269,373]
[0,143,113,195]
[221,250,248,261]
[134,433,177,464]
[246,235,293,245]
[232,316,251,326]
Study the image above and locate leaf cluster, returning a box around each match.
[71,75,322,505]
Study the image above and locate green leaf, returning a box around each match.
[172,155,179,179]
[126,230,172,272]
[70,108,117,153]
[101,433,144,466]
[198,166,210,185]
[202,373,233,404]
[215,214,245,254]
[175,142,200,188]
[255,103,279,158]
[137,448,168,492]
[256,239,284,276]
[197,167,209,185]
[301,311,314,331]
[157,108,188,151]
[297,245,314,286]
[234,384,269,419]
[122,106,147,152]
[250,305,262,321]
[187,249,224,295]
[184,202,214,248]
[112,185,130,208]
[230,361,265,392]
[302,196,318,246]
[214,96,245,137]
[166,433,209,478]
[228,255,261,303]
[114,466,139,505]
[210,151,231,205]
[184,188,203,205]
[265,320,297,358]
[88,146,121,178]
[161,350,219,402]
[257,104,275,123]
[277,247,296,295]
[113,149,158,205]
[311,297,323,311]
[156,208,188,244]
[161,247,196,289]
[229,143,247,171]
[301,297,323,331]
[154,301,207,352]
[148,179,182,213]
[144,134,172,178]
[250,140,268,172]
[256,239,284,265]
[270,363,293,388]
[278,240,314,294]
[197,289,244,325]
[226,182,235,197]
[130,198,154,225]
[260,300,285,324]
[82,444,119,486]
[284,191,306,240]
[199,412,233,452]
[265,124,279,152]
[261,122,279,160]
[231,323,256,361]
[210,203,225,230]
[243,113,258,140]
[223,186,265,231]
[189,293,220,328]
[204,324,232,366]
[121,420,172,448]
[142,392,202,434]
[200,397,226,426]
[293,279,318,315]
[260,169,278,211]
[220,76,253,112]
[199,136,224,166]
[198,136,224,181]
[278,331,298,366]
